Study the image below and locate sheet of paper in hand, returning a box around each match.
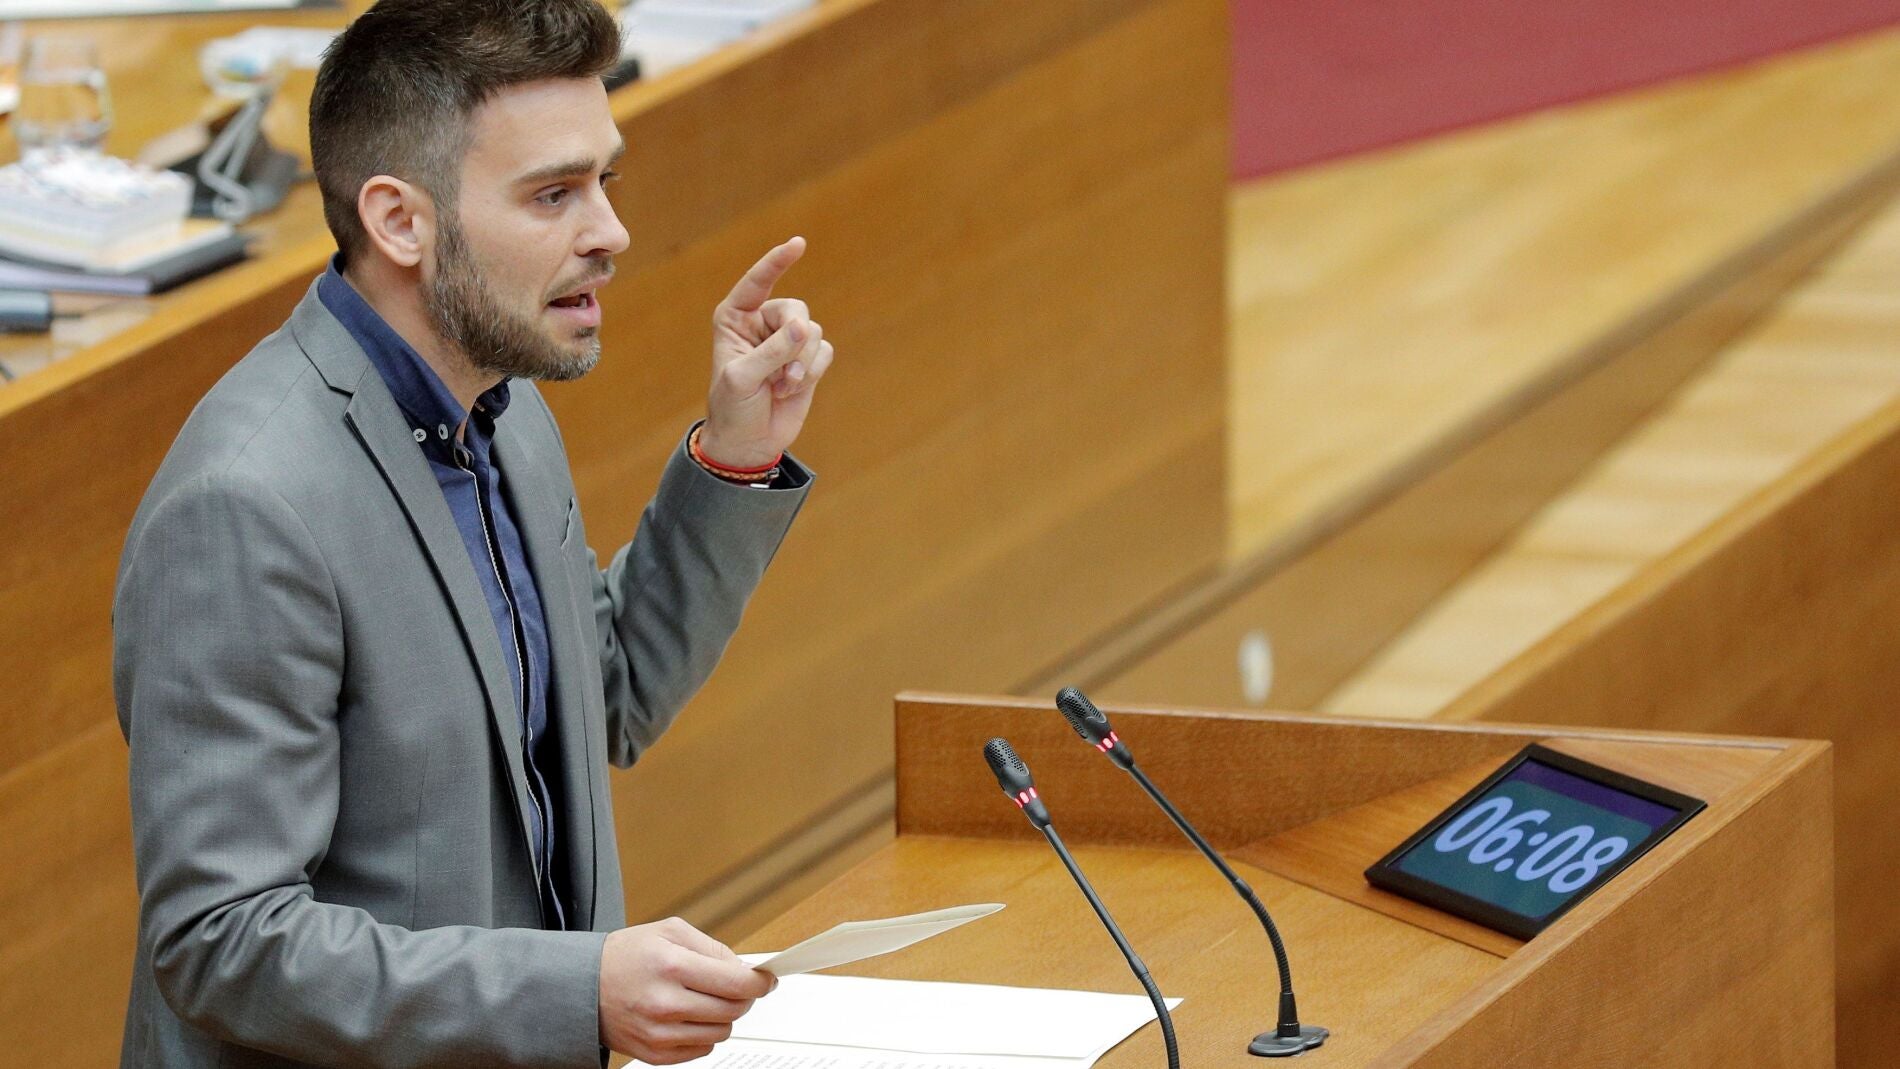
[741,903,1004,977]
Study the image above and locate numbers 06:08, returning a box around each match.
[1432,797,1630,895]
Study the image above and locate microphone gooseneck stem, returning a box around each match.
[1042,824,1180,1069]
[1126,763,1299,1004]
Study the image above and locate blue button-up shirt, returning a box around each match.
[319,259,566,928]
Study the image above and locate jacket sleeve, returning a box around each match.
[588,427,811,767]
[115,470,608,1069]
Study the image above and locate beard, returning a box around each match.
[422,214,606,383]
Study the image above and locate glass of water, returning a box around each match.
[14,37,112,157]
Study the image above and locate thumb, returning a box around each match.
[658,919,743,963]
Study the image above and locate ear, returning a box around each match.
[356,174,436,270]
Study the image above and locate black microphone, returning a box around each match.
[1055,687,1328,1058]
[983,738,1179,1069]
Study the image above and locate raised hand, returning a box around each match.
[701,236,834,471]
[598,917,776,1065]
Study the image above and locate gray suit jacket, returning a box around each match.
[112,282,809,1068]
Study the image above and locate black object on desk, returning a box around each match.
[0,289,54,333]
[604,54,643,93]
[171,93,301,223]
[1366,743,1705,940]
[0,230,250,297]
[0,1,341,19]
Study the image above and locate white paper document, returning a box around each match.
[691,1036,1127,1069]
[682,973,1182,1068]
[0,0,308,17]
[743,903,1003,977]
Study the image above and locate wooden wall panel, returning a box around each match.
[0,251,323,779]
[898,693,1573,848]
[552,0,1229,923]
[1052,151,1900,713]
[0,724,138,1069]
[1440,401,1900,1067]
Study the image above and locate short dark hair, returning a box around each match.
[310,0,621,262]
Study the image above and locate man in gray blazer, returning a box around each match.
[111,2,835,1065]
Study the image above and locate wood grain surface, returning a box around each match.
[740,838,1507,1069]
[1025,31,1900,1062]
[1043,27,1900,716]
[1057,166,1895,713]
[1389,741,1833,1069]
[1234,737,1779,957]
[895,692,1548,849]
[1438,394,1900,1068]
[891,691,1794,849]
[736,694,1831,1068]
[1327,192,1900,721]
[1225,25,1900,561]
[0,721,135,1069]
[570,0,1228,927]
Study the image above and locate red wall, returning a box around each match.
[1234,0,1900,178]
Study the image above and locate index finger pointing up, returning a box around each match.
[722,236,807,314]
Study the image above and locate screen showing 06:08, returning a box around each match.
[1390,758,1678,922]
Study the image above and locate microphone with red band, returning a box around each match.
[1055,687,1328,1058]
[982,738,1179,1069]
[985,736,1051,828]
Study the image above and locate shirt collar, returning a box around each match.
[317,255,512,460]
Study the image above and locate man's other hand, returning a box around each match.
[598,917,776,1064]
[702,236,834,471]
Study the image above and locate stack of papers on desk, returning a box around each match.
[698,905,1179,1068]
[0,220,247,296]
[0,1,309,18]
[691,974,1183,1068]
[620,0,818,76]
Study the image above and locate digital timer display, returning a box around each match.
[1366,745,1704,940]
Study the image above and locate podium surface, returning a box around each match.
[738,694,1833,1068]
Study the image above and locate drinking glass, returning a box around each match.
[14,37,112,156]
[0,24,24,119]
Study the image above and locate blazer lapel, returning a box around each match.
[493,417,600,929]
[290,287,542,868]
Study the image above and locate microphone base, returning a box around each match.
[1248,1025,1328,1057]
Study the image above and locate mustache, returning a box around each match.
[547,263,615,301]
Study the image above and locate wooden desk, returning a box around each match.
[0,3,1230,1065]
[739,694,1833,1067]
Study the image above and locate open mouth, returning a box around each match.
[546,287,603,330]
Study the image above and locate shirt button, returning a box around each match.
[437,424,450,440]
[412,428,427,444]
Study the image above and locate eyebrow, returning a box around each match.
[515,140,628,187]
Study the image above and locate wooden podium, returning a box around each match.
[737,694,1834,1067]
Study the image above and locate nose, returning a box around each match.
[582,184,631,258]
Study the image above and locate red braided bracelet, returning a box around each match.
[690,425,783,480]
